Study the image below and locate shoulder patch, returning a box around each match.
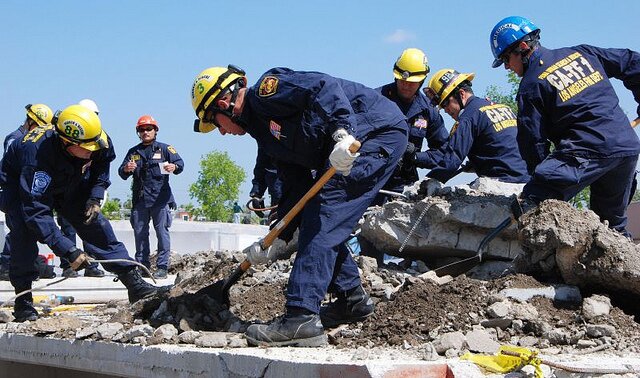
[31,171,52,196]
[168,146,177,154]
[131,154,141,161]
[269,120,282,140]
[258,76,279,97]
[413,117,428,129]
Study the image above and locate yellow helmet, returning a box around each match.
[53,104,108,152]
[393,48,430,82]
[25,103,53,126]
[425,69,475,107]
[191,64,246,132]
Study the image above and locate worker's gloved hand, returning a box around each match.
[403,142,418,163]
[249,197,265,218]
[168,202,177,211]
[67,247,90,271]
[244,238,287,265]
[84,198,101,225]
[330,129,359,176]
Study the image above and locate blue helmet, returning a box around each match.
[490,16,540,68]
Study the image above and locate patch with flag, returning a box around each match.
[269,120,282,140]
[413,117,428,129]
[259,76,279,97]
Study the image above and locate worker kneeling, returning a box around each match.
[0,105,168,322]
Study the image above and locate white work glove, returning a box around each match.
[329,129,359,176]
[244,238,288,265]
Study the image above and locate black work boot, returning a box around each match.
[245,307,327,347]
[84,266,105,277]
[320,285,374,328]
[13,287,38,322]
[117,268,166,303]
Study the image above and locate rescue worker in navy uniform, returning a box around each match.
[0,105,166,322]
[420,69,530,184]
[375,48,448,200]
[58,99,106,278]
[118,115,183,279]
[191,65,408,347]
[0,104,53,281]
[248,146,282,223]
[490,16,640,236]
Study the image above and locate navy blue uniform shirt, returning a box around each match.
[239,68,406,170]
[0,128,115,254]
[3,126,27,154]
[238,68,407,232]
[377,82,448,186]
[422,96,530,183]
[517,45,640,172]
[118,141,184,208]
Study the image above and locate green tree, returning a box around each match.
[484,71,520,113]
[189,151,246,221]
[101,198,122,220]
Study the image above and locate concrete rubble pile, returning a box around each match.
[1,177,640,377]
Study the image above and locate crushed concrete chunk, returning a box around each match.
[195,331,228,347]
[95,323,124,340]
[464,329,500,353]
[582,295,612,320]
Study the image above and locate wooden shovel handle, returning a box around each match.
[261,140,361,248]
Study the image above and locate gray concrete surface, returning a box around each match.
[0,332,471,378]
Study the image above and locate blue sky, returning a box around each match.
[2,1,639,206]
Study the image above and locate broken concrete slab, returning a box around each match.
[360,178,524,271]
[520,200,640,297]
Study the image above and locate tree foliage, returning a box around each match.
[189,151,246,221]
[484,71,520,113]
[101,198,122,220]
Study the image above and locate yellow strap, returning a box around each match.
[462,345,544,378]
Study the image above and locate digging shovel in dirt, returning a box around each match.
[196,140,361,305]
[434,216,514,277]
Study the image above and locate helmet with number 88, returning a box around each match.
[53,104,108,151]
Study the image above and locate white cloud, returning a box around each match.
[383,29,416,43]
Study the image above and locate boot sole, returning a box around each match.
[321,312,374,329]
[245,334,328,347]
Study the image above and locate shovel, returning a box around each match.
[197,140,361,304]
[433,216,514,277]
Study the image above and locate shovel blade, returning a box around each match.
[195,278,231,305]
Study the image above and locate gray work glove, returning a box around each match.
[84,198,101,225]
[244,238,288,265]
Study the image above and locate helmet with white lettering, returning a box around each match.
[53,105,108,152]
[191,65,246,133]
[393,48,430,82]
[424,69,475,107]
[490,16,540,68]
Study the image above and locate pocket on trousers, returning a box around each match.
[533,154,587,188]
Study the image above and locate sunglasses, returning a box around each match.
[137,127,155,133]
